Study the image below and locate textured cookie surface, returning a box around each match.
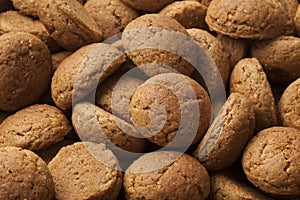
[210,171,273,200]
[242,127,300,196]
[295,5,300,36]
[250,36,300,84]
[0,11,60,52]
[51,43,126,110]
[205,0,287,39]
[72,102,146,153]
[187,28,230,86]
[84,0,139,39]
[36,0,103,50]
[122,14,196,76]
[278,78,300,130]
[0,146,54,200]
[230,58,277,131]
[130,73,211,147]
[159,1,207,29]
[121,0,175,12]
[124,151,210,200]
[195,93,255,171]
[0,104,71,150]
[0,32,52,111]
[48,142,122,200]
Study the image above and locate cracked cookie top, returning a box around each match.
[242,126,300,196]
[205,0,287,39]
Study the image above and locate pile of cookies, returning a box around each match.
[0,0,300,199]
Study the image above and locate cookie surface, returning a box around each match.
[230,58,277,131]
[159,1,207,29]
[278,78,300,130]
[130,73,211,147]
[250,36,300,84]
[295,5,300,36]
[36,0,103,50]
[51,43,126,110]
[72,102,147,153]
[242,126,300,196]
[124,151,210,200]
[0,104,72,150]
[84,0,139,39]
[205,0,287,39]
[48,142,122,200]
[194,93,255,171]
[122,14,196,76]
[0,146,54,200]
[121,0,175,12]
[0,32,52,111]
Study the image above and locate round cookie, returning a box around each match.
[210,171,273,200]
[216,34,248,69]
[124,151,210,200]
[51,51,72,71]
[250,36,300,84]
[72,102,147,153]
[0,104,72,151]
[242,126,300,196]
[194,93,255,171]
[48,142,122,200]
[278,78,300,130]
[230,58,277,131]
[51,43,126,110]
[159,1,207,29]
[0,146,54,200]
[295,5,300,36]
[96,61,146,123]
[122,14,196,76]
[121,0,175,12]
[187,28,231,86]
[0,32,52,111]
[0,11,61,53]
[36,0,103,51]
[129,73,211,147]
[84,0,139,40]
[205,0,287,39]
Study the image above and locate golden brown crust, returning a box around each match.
[0,104,72,151]
[36,0,103,51]
[205,0,287,39]
[0,146,54,200]
[277,0,298,35]
[187,28,231,86]
[230,58,277,131]
[250,36,300,84]
[159,1,207,29]
[51,43,126,110]
[84,0,139,39]
[194,93,255,171]
[129,73,211,146]
[122,14,196,76]
[242,127,300,196]
[72,102,147,153]
[48,142,122,200]
[295,5,300,36]
[121,0,175,12]
[278,78,300,130]
[0,32,52,111]
[124,152,210,200]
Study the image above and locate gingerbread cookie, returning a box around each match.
[242,126,300,197]
[205,0,287,39]
[230,58,277,131]
[278,78,300,130]
[0,104,72,150]
[0,32,52,111]
[124,151,210,200]
[0,146,54,200]
[48,142,122,200]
